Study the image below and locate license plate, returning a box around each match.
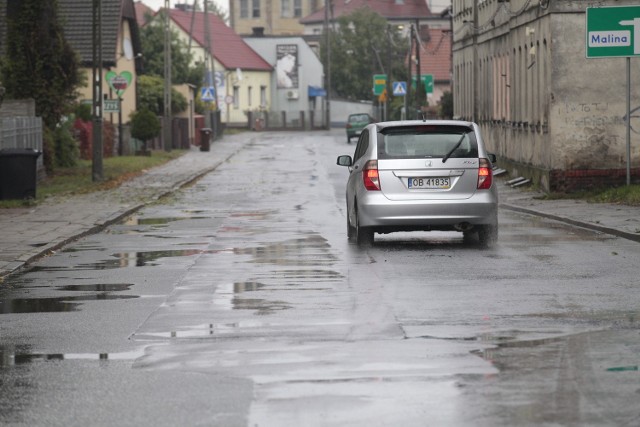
[408,177,450,189]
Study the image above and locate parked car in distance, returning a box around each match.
[346,113,376,143]
[336,120,498,247]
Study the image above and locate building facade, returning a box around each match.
[245,36,326,127]
[229,0,321,36]
[453,0,640,192]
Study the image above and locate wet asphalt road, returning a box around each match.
[1,131,640,426]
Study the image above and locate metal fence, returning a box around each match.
[0,116,44,170]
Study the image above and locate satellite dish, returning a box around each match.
[236,68,243,81]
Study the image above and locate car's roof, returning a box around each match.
[373,119,476,131]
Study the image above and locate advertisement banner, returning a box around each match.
[276,44,299,89]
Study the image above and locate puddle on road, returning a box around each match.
[23,250,204,272]
[58,283,134,292]
[231,298,291,314]
[0,294,139,314]
[0,345,146,367]
[123,215,209,226]
[236,234,339,267]
[136,321,272,339]
[112,250,203,267]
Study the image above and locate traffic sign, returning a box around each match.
[201,86,216,102]
[392,81,407,96]
[103,99,120,113]
[373,74,387,96]
[411,74,434,93]
[378,89,388,103]
[586,6,640,58]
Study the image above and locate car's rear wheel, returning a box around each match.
[354,205,374,246]
[478,224,498,248]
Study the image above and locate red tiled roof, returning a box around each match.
[135,1,155,27]
[414,27,451,81]
[301,0,432,24]
[169,9,272,71]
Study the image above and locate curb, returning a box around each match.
[500,203,640,244]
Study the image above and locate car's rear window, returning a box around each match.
[349,114,370,122]
[377,125,478,159]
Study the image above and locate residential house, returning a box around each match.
[135,1,155,27]
[167,5,273,127]
[229,0,322,36]
[452,0,640,192]
[411,26,452,108]
[59,0,143,153]
[244,35,326,128]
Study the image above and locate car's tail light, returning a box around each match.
[477,158,493,190]
[346,123,352,129]
[363,160,380,191]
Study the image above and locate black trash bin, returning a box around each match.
[200,128,212,152]
[0,148,42,200]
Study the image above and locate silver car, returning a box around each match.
[336,120,498,247]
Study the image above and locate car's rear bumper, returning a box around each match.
[357,190,498,230]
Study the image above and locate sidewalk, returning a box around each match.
[0,133,257,279]
[1,138,639,279]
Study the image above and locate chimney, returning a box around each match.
[175,3,192,11]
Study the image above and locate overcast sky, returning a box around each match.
[139,0,229,13]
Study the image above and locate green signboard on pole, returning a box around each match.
[586,6,640,58]
[586,5,638,186]
[373,74,387,96]
[411,74,434,93]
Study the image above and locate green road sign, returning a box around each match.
[373,74,387,96]
[411,74,434,93]
[586,6,640,58]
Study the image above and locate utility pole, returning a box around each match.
[92,0,103,182]
[204,0,218,138]
[472,0,478,122]
[163,0,172,152]
[324,0,331,129]
[407,24,413,120]
[415,19,422,117]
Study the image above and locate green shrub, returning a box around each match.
[130,109,161,152]
[54,119,79,168]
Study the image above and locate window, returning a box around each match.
[282,0,291,17]
[378,126,478,160]
[252,0,260,18]
[260,86,267,107]
[354,131,369,162]
[240,0,248,18]
[233,86,239,109]
[294,0,302,17]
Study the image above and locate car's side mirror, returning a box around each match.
[336,155,353,167]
